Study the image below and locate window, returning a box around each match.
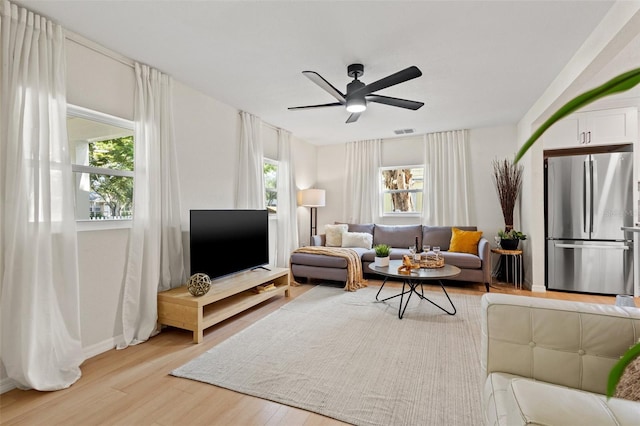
[380,166,424,215]
[264,159,278,214]
[67,105,134,221]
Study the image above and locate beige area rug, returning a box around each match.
[172,285,483,426]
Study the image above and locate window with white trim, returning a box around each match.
[68,105,134,221]
[380,166,424,215]
[264,159,278,214]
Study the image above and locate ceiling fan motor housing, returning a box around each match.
[347,63,364,79]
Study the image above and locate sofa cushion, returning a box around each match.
[325,224,348,247]
[373,224,422,248]
[441,252,481,269]
[341,232,373,249]
[449,227,483,255]
[336,222,375,236]
[361,247,412,262]
[423,226,476,251]
[506,377,640,425]
[484,372,640,426]
[290,252,348,268]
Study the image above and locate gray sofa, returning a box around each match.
[290,224,491,291]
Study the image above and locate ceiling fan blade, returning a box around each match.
[366,94,424,110]
[345,112,361,123]
[303,71,346,103]
[288,102,342,110]
[355,66,422,96]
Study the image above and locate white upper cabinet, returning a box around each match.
[543,107,638,150]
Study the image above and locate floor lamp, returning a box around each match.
[299,189,326,245]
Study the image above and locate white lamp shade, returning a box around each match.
[299,189,326,207]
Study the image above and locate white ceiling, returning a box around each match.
[18,0,615,145]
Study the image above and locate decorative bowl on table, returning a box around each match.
[420,252,445,269]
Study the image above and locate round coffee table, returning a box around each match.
[368,260,460,319]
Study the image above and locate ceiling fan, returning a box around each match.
[288,63,424,123]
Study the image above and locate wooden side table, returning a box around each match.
[491,248,524,289]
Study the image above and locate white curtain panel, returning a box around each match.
[343,139,382,224]
[275,129,299,267]
[119,63,186,349]
[0,0,84,390]
[422,130,475,226]
[236,112,265,209]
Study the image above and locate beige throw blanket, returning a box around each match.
[292,246,368,292]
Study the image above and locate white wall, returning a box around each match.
[172,80,240,226]
[469,126,519,236]
[315,127,517,238]
[292,136,319,246]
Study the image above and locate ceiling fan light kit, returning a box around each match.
[346,96,366,113]
[289,63,424,123]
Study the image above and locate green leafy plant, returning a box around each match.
[509,67,640,399]
[374,244,391,257]
[515,67,640,163]
[498,229,527,240]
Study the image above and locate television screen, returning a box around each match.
[190,209,269,280]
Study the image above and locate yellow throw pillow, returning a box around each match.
[449,227,483,255]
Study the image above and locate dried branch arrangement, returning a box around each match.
[492,158,523,230]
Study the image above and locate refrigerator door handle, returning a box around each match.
[583,162,587,234]
[590,159,596,234]
[555,243,629,250]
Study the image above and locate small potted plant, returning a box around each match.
[373,244,391,267]
[498,229,527,250]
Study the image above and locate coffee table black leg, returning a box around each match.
[416,280,456,315]
[399,280,416,319]
[375,277,389,301]
[376,277,413,304]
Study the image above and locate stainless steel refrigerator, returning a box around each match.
[546,148,634,295]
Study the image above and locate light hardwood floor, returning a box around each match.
[1,279,636,425]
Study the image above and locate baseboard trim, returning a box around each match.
[1,377,16,394]
[531,283,546,293]
[83,334,124,359]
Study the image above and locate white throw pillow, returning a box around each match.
[341,231,373,249]
[325,224,348,247]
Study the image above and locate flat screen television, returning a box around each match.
[190,209,269,280]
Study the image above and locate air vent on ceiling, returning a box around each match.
[393,128,415,135]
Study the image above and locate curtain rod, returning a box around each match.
[65,29,134,69]
[238,112,284,133]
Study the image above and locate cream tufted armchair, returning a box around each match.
[481,293,640,425]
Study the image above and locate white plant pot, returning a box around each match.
[374,256,390,267]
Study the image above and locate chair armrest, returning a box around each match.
[311,234,326,246]
[477,238,491,284]
[481,293,640,394]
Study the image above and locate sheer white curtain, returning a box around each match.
[236,112,265,209]
[422,130,474,226]
[0,0,84,390]
[119,63,186,349]
[343,139,381,224]
[275,129,299,267]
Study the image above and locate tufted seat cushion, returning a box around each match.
[484,372,640,425]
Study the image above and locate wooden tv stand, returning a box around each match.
[157,267,290,343]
